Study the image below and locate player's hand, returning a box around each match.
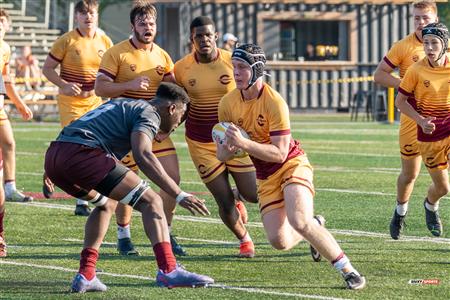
[214,136,235,161]
[130,76,150,91]
[225,123,245,148]
[61,82,82,96]
[178,195,210,216]
[18,104,33,120]
[419,116,436,135]
[43,173,55,198]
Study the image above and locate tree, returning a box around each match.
[437,3,449,26]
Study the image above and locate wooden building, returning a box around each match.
[103,0,448,110]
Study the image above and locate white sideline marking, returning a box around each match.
[12,202,450,244]
[291,128,396,136]
[13,128,59,132]
[311,150,398,158]
[63,237,237,246]
[0,260,349,300]
[0,260,152,280]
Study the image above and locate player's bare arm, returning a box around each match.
[225,123,290,163]
[42,55,82,97]
[131,131,209,216]
[395,92,435,134]
[3,66,33,120]
[373,60,401,88]
[95,73,149,98]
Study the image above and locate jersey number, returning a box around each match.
[79,103,115,121]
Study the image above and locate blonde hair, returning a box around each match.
[413,1,438,14]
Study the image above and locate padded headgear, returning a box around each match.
[422,22,449,61]
[232,44,267,89]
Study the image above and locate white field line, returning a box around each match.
[12,202,450,245]
[291,128,396,136]
[0,260,349,300]
[13,128,60,132]
[305,140,396,145]
[63,237,237,246]
[17,166,414,177]
[21,149,401,159]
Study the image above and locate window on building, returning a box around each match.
[258,12,356,63]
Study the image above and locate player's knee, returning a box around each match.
[288,217,312,236]
[239,190,258,203]
[1,139,15,152]
[134,190,164,213]
[218,200,235,215]
[267,235,292,251]
[119,180,150,208]
[399,169,419,183]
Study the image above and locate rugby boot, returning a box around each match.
[239,240,255,258]
[74,204,91,216]
[5,190,33,202]
[117,237,140,256]
[71,273,107,293]
[343,272,366,290]
[156,263,214,288]
[389,209,406,240]
[424,200,443,237]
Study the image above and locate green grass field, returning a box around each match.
[0,114,449,299]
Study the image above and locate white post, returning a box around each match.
[21,0,26,15]
[68,1,75,31]
[44,0,50,27]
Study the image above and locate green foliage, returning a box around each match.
[437,3,450,26]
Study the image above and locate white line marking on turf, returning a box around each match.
[0,260,349,300]
[64,237,238,246]
[0,260,152,280]
[12,202,450,244]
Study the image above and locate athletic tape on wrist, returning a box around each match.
[176,191,193,203]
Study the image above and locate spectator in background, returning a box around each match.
[222,33,238,52]
[15,45,41,91]
[304,43,316,61]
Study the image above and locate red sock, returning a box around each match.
[0,211,4,235]
[153,242,176,273]
[79,248,98,281]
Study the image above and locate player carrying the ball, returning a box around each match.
[216,43,366,290]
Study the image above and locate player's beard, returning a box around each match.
[134,29,153,45]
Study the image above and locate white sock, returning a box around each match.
[333,253,359,276]
[396,202,408,216]
[117,224,131,239]
[425,200,439,212]
[239,232,252,243]
[4,181,16,195]
[76,198,89,206]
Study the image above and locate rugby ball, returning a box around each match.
[212,122,249,158]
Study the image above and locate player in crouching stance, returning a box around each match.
[216,44,366,289]
[395,23,450,237]
[44,83,213,292]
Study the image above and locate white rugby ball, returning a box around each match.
[212,122,249,158]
